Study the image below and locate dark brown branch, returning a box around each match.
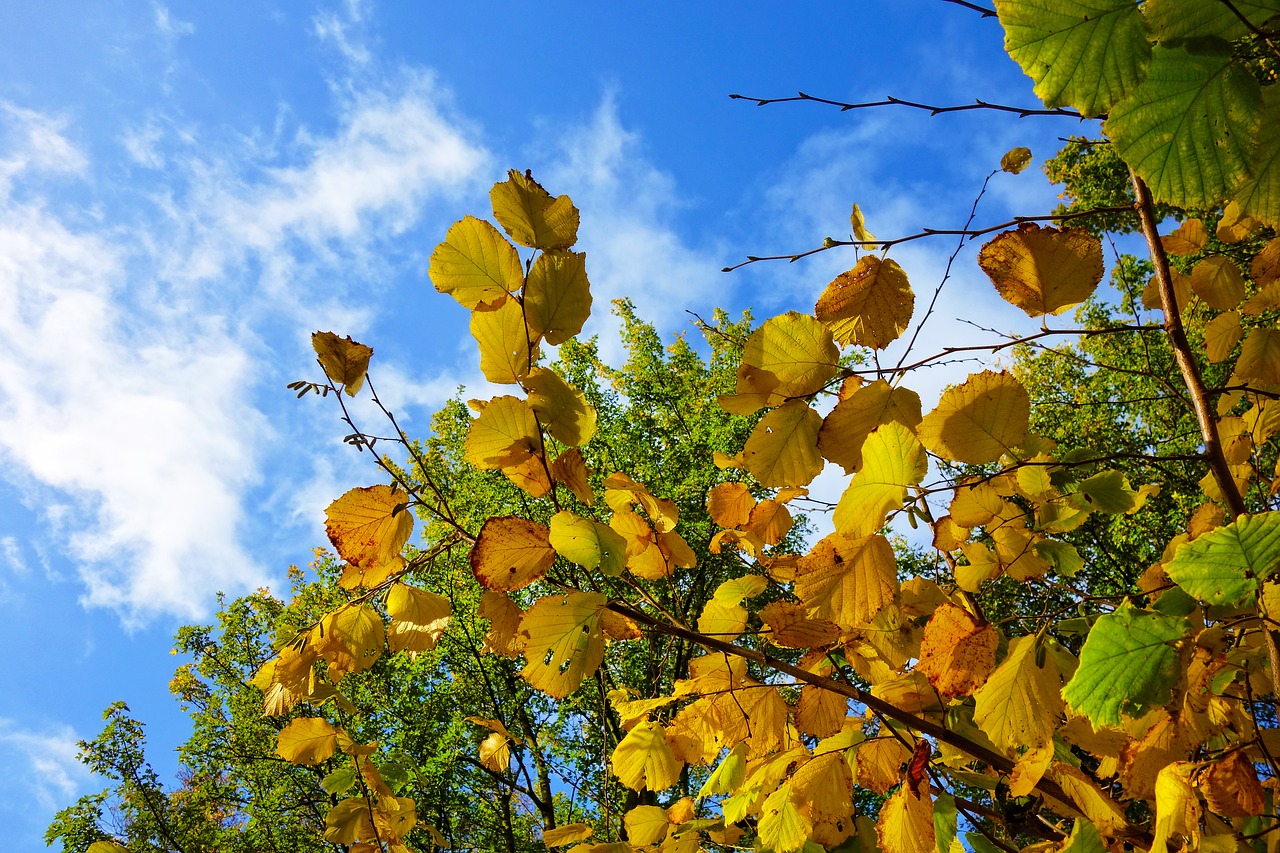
[728,91,1082,119]
[939,0,997,16]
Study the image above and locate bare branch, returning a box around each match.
[939,0,997,17]
[728,90,1083,119]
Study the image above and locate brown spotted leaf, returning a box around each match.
[471,516,556,591]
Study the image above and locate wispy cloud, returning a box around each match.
[0,719,93,813]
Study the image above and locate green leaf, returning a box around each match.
[1164,511,1280,607]
[1146,0,1280,42]
[1061,605,1187,727]
[1107,44,1261,209]
[549,511,629,577]
[1234,86,1280,229]
[320,766,357,795]
[932,792,959,853]
[1059,819,1106,853]
[995,0,1150,117]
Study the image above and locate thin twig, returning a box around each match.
[728,91,1083,119]
[939,0,997,16]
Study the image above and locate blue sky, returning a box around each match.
[0,2,1098,848]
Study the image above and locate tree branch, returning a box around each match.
[728,91,1082,119]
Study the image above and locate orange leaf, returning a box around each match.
[916,603,998,698]
[470,516,556,591]
[325,485,412,588]
[978,223,1103,317]
[815,255,914,349]
[312,332,373,396]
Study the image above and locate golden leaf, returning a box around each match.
[742,400,824,487]
[875,782,936,853]
[1000,146,1032,174]
[428,215,521,309]
[707,482,755,529]
[737,311,840,403]
[795,533,898,631]
[977,223,1103,317]
[611,720,682,792]
[1142,269,1194,310]
[470,516,556,591]
[386,583,451,653]
[818,379,923,473]
[832,422,927,536]
[502,453,553,498]
[917,370,1029,464]
[519,592,606,698]
[550,447,593,504]
[815,255,914,349]
[490,169,579,250]
[856,737,913,794]
[698,575,767,640]
[1161,219,1209,255]
[541,823,594,847]
[1200,751,1265,817]
[1252,236,1280,286]
[312,331,373,396]
[1151,763,1201,853]
[525,250,591,345]
[972,635,1063,754]
[479,591,525,656]
[624,805,670,846]
[316,604,385,680]
[743,499,793,545]
[470,297,535,385]
[463,396,542,469]
[1191,257,1248,309]
[525,367,597,446]
[325,485,412,589]
[760,601,840,649]
[916,603,997,698]
[478,732,511,772]
[1237,328,1280,384]
[277,717,339,766]
[851,202,877,245]
[324,798,376,845]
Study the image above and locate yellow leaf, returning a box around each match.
[1191,257,1247,309]
[1200,750,1265,817]
[312,331,374,396]
[738,311,840,403]
[470,516,556,591]
[550,447,593,504]
[833,422,927,537]
[977,223,1103,317]
[525,250,591,345]
[917,370,1029,464]
[611,720,682,792]
[316,604,385,679]
[743,499,793,545]
[549,510,628,576]
[1142,268,1195,310]
[386,583,451,653]
[324,486,410,589]
[707,482,755,529]
[502,452,553,498]
[1237,328,1280,384]
[795,660,848,737]
[796,533,898,630]
[520,592,606,698]
[742,400,824,487]
[851,202,877,245]
[1161,219,1209,255]
[277,717,339,766]
[542,823,594,847]
[1151,763,1201,853]
[818,379,922,473]
[1044,763,1128,835]
[428,215,521,309]
[1204,311,1244,363]
[603,472,679,532]
[792,751,855,827]
[856,737,914,794]
[471,297,535,385]
[916,603,997,698]
[463,396,542,469]
[478,732,511,772]
[814,255,914,349]
[875,784,936,853]
[479,590,525,656]
[758,783,812,853]
[87,843,129,853]
[1008,741,1054,797]
[324,798,377,845]
[490,169,579,250]
[760,600,840,649]
[949,479,1003,527]
[525,367,597,446]
[698,574,767,640]
[608,689,680,729]
[1217,201,1260,243]
[1000,146,1032,174]
[972,635,1063,754]
[624,805,670,846]
[1242,280,1280,315]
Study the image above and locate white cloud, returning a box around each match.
[0,104,87,194]
[0,719,93,813]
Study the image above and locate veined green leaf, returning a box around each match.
[1164,511,1280,607]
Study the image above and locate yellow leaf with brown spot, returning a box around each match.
[428,215,521,309]
[464,396,542,469]
[738,312,840,403]
[312,331,373,396]
[490,169,579,250]
[520,592,606,698]
[833,422,926,536]
[470,516,556,591]
[707,482,755,529]
[876,783,935,853]
[758,783,812,853]
[277,718,339,768]
[815,256,914,349]
[525,367,596,446]
[818,379,922,473]
[325,485,412,588]
[550,447,593,504]
[795,533,898,630]
[918,370,1029,464]
[743,400,824,487]
[1191,256,1248,309]
[479,591,525,656]
[916,603,997,698]
[611,720,682,792]
[856,737,913,794]
[471,298,535,384]
[525,250,591,345]
[978,223,1103,317]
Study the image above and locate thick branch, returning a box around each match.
[1130,171,1247,518]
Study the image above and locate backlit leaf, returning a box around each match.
[470,516,556,591]
[525,250,591,345]
[996,0,1150,117]
[758,783,812,853]
[277,717,338,766]
[1190,257,1247,309]
[471,297,535,384]
[480,591,525,656]
[542,824,593,847]
[550,447,593,504]
[1001,146,1032,174]
[742,400,824,487]
[876,783,936,853]
[1164,510,1280,607]
[851,202,877,245]
[1234,86,1280,228]
[833,422,927,537]
[814,255,914,349]
[916,603,998,698]
[1147,0,1280,41]
[1151,763,1200,853]
[312,332,373,396]
[611,720,681,792]
[386,583,451,653]
[1200,751,1265,817]
[464,396,542,469]
[818,379,923,473]
[795,533,898,630]
[918,370,1030,464]
[428,215,521,309]
[977,223,1103,317]
[973,634,1064,753]
[490,169,579,250]
[325,485,413,587]
[624,805,670,846]
[525,367,597,446]
[87,842,129,853]
[1237,328,1280,385]
[1204,311,1243,362]
[520,592,606,698]
[1160,218,1209,255]
[738,312,840,403]
[698,574,767,640]
[324,798,375,845]
[549,510,628,577]
[1061,605,1187,727]
[707,482,755,529]
[478,732,511,772]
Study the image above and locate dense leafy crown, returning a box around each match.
[51,3,1280,853]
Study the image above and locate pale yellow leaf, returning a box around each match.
[876,784,936,853]
[624,805,670,846]
[832,422,927,536]
[1151,763,1200,853]
[742,400,824,487]
[818,378,922,473]
[758,783,812,853]
[519,592,606,698]
[972,635,1063,754]
[525,250,591,345]
[917,370,1029,464]
[611,720,682,792]
[549,510,628,576]
[542,823,594,847]
[795,532,898,630]
[428,215,521,309]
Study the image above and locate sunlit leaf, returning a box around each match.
[312,332,374,396]
[1204,311,1243,362]
[1001,146,1032,174]
[470,516,556,591]
[851,203,877,245]
[1190,256,1247,309]
[1147,0,1280,40]
[916,603,998,698]
[611,720,681,792]
[738,311,840,403]
[463,396,542,469]
[758,783,812,853]
[795,533,898,630]
[325,485,413,588]
[324,798,376,845]
[624,805,670,846]
[814,255,914,349]
[549,510,628,577]
[478,732,511,772]
[479,591,525,656]
[1237,328,1280,385]
[471,297,535,384]
[490,169,579,250]
[1160,218,1209,255]
[428,215,521,309]
[917,370,1030,464]
[550,447,594,504]
[525,250,591,345]
[525,367,597,446]
[520,592,607,698]
[977,223,1103,317]
[316,604,385,679]
[698,574,767,640]
[386,583,451,653]
[876,783,936,853]
[742,400,824,487]
[833,422,927,537]
[1234,86,1280,228]
[1164,510,1280,607]
[707,481,755,529]
[1151,763,1200,853]
[1200,751,1266,817]
[973,635,1063,753]
[277,717,338,766]
[819,379,923,474]
[542,823,594,847]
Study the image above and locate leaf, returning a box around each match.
[470,516,556,591]
[1233,86,1280,228]
[737,312,840,403]
[742,400,824,487]
[471,297,535,384]
[463,396,542,469]
[1164,510,1280,607]
[995,0,1150,117]
[312,332,374,396]
[428,215,521,309]
[795,533,899,630]
[832,422,927,537]
[277,717,339,766]
[1204,310,1243,362]
[1147,0,1280,41]
[977,223,1103,317]
[814,255,914,349]
[698,574,767,640]
[758,783,812,853]
[850,202,877,245]
[480,591,525,656]
[972,634,1064,753]
[87,844,129,853]
[624,805,670,846]
[1058,819,1106,853]
[1151,763,1200,853]
[520,592,607,698]
[876,783,936,853]
[325,485,413,588]
[1190,257,1247,309]
[915,603,998,698]
[707,482,755,529]
[490,169,579,250]
[549,510,628,577]
[1200,750,1265,817]
[818,379,923,474]
[542,823,594,847]
[1061,605,1187,727]
[1161,218,1210,255]
[1107,44,1261,209]
[323,799,376,845]
[525,367,597,446]
[386,583,451,653]
[550,447,593,504]
[1001,146,1032,174]
[611,720,681,792]
[761,600,840,649]
[525,250,591,345]
[917,370,1030,464]
[478,732,511,772]
[1237,328,1280,385]
[316,604,385,679]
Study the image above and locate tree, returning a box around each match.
[56,2,1280,852]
